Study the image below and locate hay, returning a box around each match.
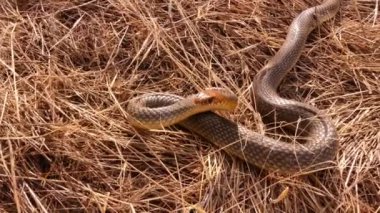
[0,0,379,212]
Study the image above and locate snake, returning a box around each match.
[127,0,340,172]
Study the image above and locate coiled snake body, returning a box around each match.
[127,0,340,172]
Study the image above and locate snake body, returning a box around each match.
[127,0,340,172]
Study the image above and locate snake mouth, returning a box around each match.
[192,88,238,111]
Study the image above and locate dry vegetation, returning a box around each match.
[0,0,379,212]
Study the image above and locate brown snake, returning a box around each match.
[127,0,340,172]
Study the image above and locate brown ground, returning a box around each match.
[0,0,379,212]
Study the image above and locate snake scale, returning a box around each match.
[127,0,340,172]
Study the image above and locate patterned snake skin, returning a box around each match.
[127,0,341,172]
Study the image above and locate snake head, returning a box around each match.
[193,87,238,111]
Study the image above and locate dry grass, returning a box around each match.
[0,0,379,212]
